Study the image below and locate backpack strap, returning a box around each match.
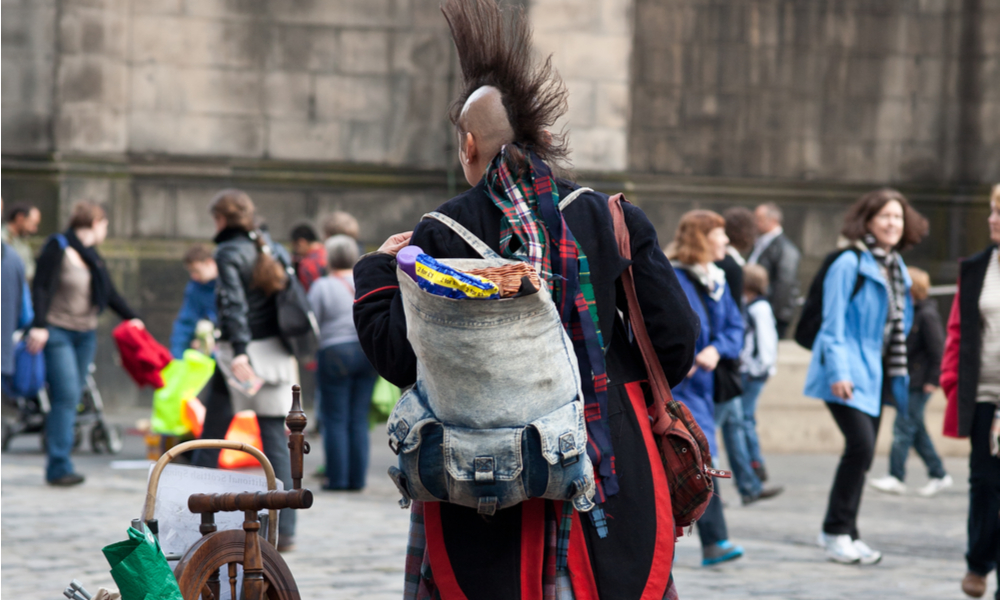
[421,211,503,261]
[848,248,865,299]
[53,233,69,249]
[558,187,593,212]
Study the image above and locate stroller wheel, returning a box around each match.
[91,422,123,454]
[1,419,13,452]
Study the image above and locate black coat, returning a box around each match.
[352,179,699,390]
[352,178,699,598]
[946,244,998,437]
[213,227,285,356]
[906,299,945,390]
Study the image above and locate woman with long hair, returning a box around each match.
[666,210,747,566]
[805,189,928,565]
[208,189,299,551]
[307,235,377,491]
[28,201,143,486]
[942,184,1000,598]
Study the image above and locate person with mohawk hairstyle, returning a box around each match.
[353,0,699,597]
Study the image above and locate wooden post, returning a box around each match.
[286,384,308,490]
[241,510,265,600]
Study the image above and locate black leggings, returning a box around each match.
[967,402,1000,584]
[823,402,881,539]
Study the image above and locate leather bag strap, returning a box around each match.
[606,194,676,436]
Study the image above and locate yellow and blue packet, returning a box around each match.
[414,254,500,300]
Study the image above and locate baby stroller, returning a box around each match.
[1,362,123,454]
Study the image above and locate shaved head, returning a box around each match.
[458,86,514,164]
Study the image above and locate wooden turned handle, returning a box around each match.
[286,384,309,490]
[188,489,314,514]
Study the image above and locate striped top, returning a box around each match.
[978,247,1000,402]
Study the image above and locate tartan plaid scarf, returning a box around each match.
[484,147,619,512]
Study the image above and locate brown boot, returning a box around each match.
[961,571,987,598]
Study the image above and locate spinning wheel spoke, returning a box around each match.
[229,562,238,599]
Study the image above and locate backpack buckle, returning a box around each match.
[558,433,579,466]
[477,496,498,515]
[474,457,496,485]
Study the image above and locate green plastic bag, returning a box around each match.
[370,377,401,421]
[102,526,183,600]
[151,350,215,435]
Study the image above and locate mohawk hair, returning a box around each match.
[442,0,570,165]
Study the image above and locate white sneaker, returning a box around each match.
[819,532,861,564]
[852,539,882,565]
[868,475,907,495]
[918,474,953,497]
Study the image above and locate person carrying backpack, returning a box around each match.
[803,189,928,565]
[353,1,699,597]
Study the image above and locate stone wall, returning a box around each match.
[2,0,57,154]
[532,0,634,171]
[629,0,1000,184]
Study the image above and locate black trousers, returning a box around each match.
[190,366,296,539]
[823,402,881,539]
[967,401,1000,590]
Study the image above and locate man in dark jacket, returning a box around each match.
[749,203,801,337]
[353,1,699,597]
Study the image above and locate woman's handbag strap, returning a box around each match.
[606,194,676,435]
[421,211,503,261]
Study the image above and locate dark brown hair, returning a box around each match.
[68,201,107,230]
[723,206,756,254]
[183,244,214,266]
[442,0,569,165]
[840,188,928,251]
[669,210,726,265]
[209,189,287,295]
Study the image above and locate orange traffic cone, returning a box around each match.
[219,410,263,469]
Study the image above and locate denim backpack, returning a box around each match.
[386,207,596,516]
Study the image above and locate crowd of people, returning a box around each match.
[1,0,998,595]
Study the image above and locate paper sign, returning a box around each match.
[143,464,282,558]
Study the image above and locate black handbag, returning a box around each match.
[689,278,745,404]
[261,238,319,358]
[713,357,744,404]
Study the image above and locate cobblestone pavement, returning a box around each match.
[1,410,992,600]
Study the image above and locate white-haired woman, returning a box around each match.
[308,235,378,491]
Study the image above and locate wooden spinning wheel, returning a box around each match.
[142,385,313,600]
[173,530,298,600]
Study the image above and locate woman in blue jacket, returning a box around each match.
[805,189,927,565]
[667,209,745,566]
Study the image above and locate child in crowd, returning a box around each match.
[740,263,778,483]
[291,224,327,293]
[169,245,218,358]
[869,266,952,497]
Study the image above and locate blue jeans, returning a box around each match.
[889,390,947,481]
[740,374,768,467]
[317,342,377,490]
[43,326,97,481]
[715,396,762,498]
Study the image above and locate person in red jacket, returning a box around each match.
[941,184,1000,599]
